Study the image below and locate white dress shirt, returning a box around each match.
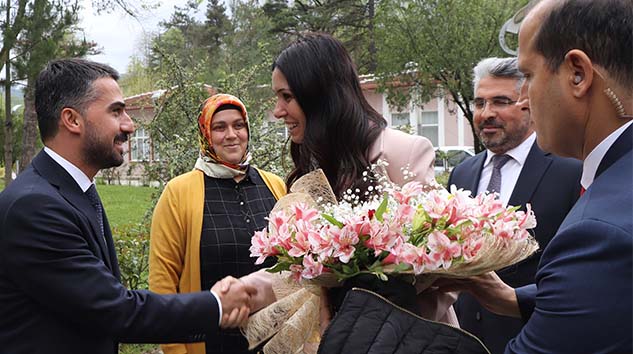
[581,120,633,190]
[44,147,93,192]
[478,133,536,206]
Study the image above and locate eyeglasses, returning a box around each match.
[473,97,517,110]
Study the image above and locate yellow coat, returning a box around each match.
[149,168,286,354]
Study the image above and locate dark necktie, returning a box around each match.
[85,184,106,249]
[486,154,512,194]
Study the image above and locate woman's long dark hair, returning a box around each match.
[273,33,387,201]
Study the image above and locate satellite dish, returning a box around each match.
[499,0,539,56]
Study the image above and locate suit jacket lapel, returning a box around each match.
[595,124,633,179]
[31,151,114,270]
[101,215,121,279]
[468,153,486,195]
[508,142,552,208]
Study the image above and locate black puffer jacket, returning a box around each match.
[318,288,490,354]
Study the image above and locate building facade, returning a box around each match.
[106,82,473,185]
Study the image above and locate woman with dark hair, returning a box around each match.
[272,32,436,201]
[271,32,458,327]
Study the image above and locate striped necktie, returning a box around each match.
[85,184,106,249]
[486,154,512,194]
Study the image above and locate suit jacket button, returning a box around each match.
[476,311,481,321]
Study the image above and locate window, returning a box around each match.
[418,111,439,146]
[131,128,151,162]
[391,112,410,127]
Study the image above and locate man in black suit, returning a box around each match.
[449,57,581,354]
[0,59,256,354]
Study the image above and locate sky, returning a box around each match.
[80,0,196,74]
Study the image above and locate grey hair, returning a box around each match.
[473,57,525,93]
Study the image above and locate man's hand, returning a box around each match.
[434,271,521,318]
[211,276,257,328]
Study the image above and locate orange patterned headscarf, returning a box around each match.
[196,94,251,176]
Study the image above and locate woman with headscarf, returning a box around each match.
[149,94,286,354]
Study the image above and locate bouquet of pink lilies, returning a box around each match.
[250,174,539,284]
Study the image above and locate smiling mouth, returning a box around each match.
[114,133,129,144]
[285,122,298,131]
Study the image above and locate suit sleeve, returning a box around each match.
[506,220,632,353]
[0,191,218,344]
[514,284,536,321]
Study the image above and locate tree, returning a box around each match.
[13,0,97,171]
[262,0,378,74]
[204,0,231,52]
[1,0,148,186]
[375,0,527,152]
[148,1,214,79]
[1,0,28,186]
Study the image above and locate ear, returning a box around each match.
[563,49,594,98]
[60,107,83,135]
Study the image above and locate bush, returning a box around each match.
[112,223,151,290]
[436,171,451,189]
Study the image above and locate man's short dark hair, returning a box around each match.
[534,0,633,90]
[35,58,119,141]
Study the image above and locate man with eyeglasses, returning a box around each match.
[447,56,581,354]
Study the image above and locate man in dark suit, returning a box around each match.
[440,0,632,353]
[0,59,257,354]
[449,57,581,353]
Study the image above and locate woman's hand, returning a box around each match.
[240,269,277,313]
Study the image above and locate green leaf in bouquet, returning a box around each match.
[506,205,521,213]
[367,258,384,271]
[375,272,388,281]
[391,262,412,273]
[374,193,389,222]
[266,262,291,273]
[342,263,353,274]
[322,213,344,228]
[412,208,426,230]
[331,268,358,281]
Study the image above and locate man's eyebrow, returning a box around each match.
[108,101,126,110]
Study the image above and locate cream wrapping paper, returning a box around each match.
[241,169,539,353]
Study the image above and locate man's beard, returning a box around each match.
[477,118,531,153]
[82,124,128,170]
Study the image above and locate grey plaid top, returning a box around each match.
[200,167,277,354]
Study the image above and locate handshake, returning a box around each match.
[211,271,276,329]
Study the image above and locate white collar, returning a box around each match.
[484,132,536,167]
[43,147,94,192]
[581,120,633,189]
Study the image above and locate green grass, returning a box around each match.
[96,184,157,227]
[0,181,156,227]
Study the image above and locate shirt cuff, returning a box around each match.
[210,290,222,326]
